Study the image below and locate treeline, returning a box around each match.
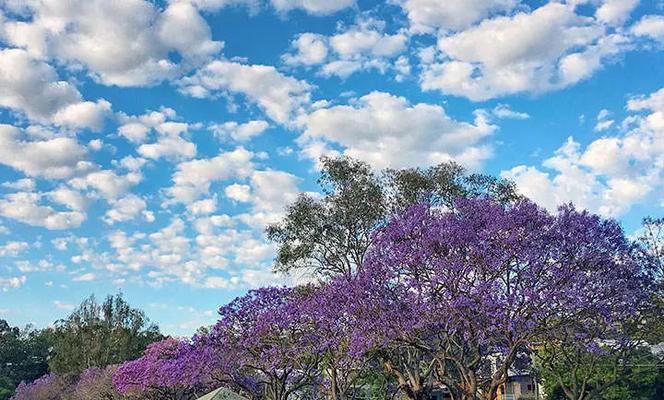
[4,158,664,400]
[1,294,162,400]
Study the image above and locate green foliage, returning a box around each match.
[0,376,15,400]
[0,320,50,399]
[267,156,519,279]
[538,344,663,400]
[48,293,162,378]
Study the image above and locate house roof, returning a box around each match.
[196,387,249,400]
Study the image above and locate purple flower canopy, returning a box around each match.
[112,198,652,400]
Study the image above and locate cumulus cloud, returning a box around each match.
[2,178,36,191]
[594,109,615,132]
[283,18,408,78]
[236,170,302,229]
[72,272,97,282]
[0,241,28,257]
[167,147,255,204]
[283,33,328,66]
[188,198,218,216]
[595,0,639,26]
[103,194,148,225]
[296,91,496,169]
[0,192,86,229]
[491,104,530,119]
[225,184,252,202]
[398,0,519,33]
[48,187,89,211]
[0,0,223,86]
[270,0,355,15]
[208,120,269,142]
[0,124,90,179]
[632,15,664,42]
[502,87,664,217]
[69,170,142,200]
[117,108,197,160]
[178,60,311,123]
[0,49,111,128]
[0,276,26,291]
[421,2,630,100]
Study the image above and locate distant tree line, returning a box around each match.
[1,293,162,400]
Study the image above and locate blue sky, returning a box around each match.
[0,0,662,336]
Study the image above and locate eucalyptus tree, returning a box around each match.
[49,293,162,378]
[267,156,519,280]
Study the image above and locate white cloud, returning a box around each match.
[0,0,222,86]
[502,87,664,217]
[188,198,218,215]
[53,300,76,311]
[88,139,104,151]
[0,241,28,256]
[270,0,355,15]
[72,272,97,282]
[628,87,664,111]
[632,15,664,42]
[0,48,111,129]
[51,100,112,132]
[48,187,89,211]
[398,0,519,33]
[594,108,615,131]
[208,120,269,142]
[16,259,65,273]
[595,0,639,26]
[138,134,197,160]
[283,18,408,79]
[116,156,147,172]
[1,276,26,291]
[330,20,407,59]
[421,3,630,100]
[283,33,328,66]
[117,109,197,160]
[167,147,255,204]
[0,192,86,229]
[2,178,36,191]
[225,183,252,203]
[0,124,90,179]
[178,60,312,123]
[296,91,496,169]
[237,170,302,228]
[69,170,142,200]
[103,194,147,224]
[491,103,530,119]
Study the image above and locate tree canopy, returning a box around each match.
[48,293,162,378]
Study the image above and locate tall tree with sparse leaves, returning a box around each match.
[48,293,162,378]
[267,156,519,280]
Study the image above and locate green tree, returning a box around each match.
[538,346,663,400]
[0,376,14,400]
[0,320,50,400]
[267,156,519,280]
[48,293,162,378]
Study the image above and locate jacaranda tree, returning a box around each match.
[113,337,208,400]
[202,287,322,400]
[335,199,651,400]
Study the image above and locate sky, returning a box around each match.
[0,0,662,336]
